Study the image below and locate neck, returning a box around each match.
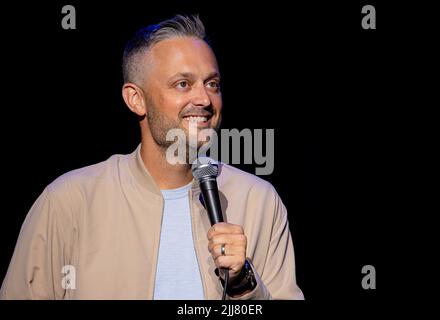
[140,136,193,190]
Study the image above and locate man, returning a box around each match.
[0,15,304,300]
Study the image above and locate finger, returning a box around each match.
[208,240,233,254]
[214,255,246,275]
[208,234,247,247]
[207,223,244,239]
[209,243,246,260]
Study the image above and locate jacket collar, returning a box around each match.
[128,143,201,199]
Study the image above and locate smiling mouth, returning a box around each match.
[182,114,213,125]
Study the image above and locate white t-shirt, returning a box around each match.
[153,182,204,299]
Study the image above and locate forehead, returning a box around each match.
[147,37,219,78]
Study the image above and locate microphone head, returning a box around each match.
[191,157,219,181]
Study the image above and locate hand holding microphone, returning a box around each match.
[206,222,247,282]
[192,158,248,292]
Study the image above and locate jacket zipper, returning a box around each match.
[189,188,208,299]
[150,198,164,299]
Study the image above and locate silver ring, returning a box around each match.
[220,243,226,256]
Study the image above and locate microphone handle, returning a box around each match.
[199,176,229,300]
[199,178,223,225]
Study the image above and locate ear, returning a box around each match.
[122,83,147,116]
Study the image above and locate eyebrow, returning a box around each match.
[168,71,220,83]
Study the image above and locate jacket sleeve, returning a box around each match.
[228,188,304,300]
[0,187,71,300]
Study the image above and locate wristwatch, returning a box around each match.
[217,259,257,296]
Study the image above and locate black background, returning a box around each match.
[1,0,430,309]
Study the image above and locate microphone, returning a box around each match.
[191,157,223,225]
[192,157,229,300]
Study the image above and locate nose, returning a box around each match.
[191,82,211,107]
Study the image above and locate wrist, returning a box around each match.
[217,259,257,297]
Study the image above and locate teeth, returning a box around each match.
[187,116,207,123]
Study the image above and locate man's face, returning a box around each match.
[141,37,222,153]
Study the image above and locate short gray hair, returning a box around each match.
[122,15,207,84]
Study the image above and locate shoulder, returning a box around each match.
[217,164,288,228]
[218,163,278,198]
[45,152,131,205]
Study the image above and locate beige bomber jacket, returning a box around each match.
[0,144,304,300]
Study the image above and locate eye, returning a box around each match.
[206,80,220,90]
[176,80,189,89]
